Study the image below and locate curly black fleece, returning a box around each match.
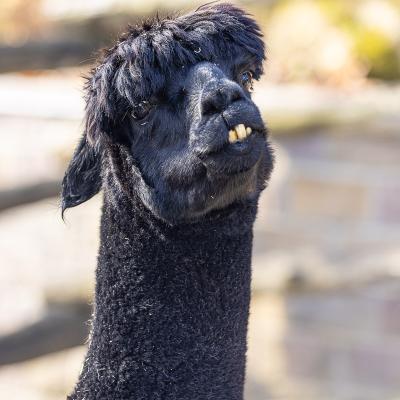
[63,3,273,399]
[69,148,258,400]
[81,3,264,146]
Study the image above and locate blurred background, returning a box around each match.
[0,0,399,399]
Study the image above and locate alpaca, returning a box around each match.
[62,3,274,399]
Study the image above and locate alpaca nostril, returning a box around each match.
[202,97,220,115]
[201,84,244,116]
[230,88,243,103]
[201,88,223,115]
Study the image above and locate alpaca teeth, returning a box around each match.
[228,124,253,143]
[236,124,247,140]
[229,129,238,143]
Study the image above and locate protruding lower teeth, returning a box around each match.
[228,124,253,143]
[229,129,238,143]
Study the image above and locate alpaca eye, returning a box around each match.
[240,71,254,91]
[131,101,153,120]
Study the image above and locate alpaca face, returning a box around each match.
[124,59,272,222]
[62,3,274,223]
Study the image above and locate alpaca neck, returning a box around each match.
[69,190,257,400]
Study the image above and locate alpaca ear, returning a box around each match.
[61,134,102,216]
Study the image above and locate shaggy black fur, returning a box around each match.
[62,3,274,399]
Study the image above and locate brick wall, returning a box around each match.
[246,128,400,400]
[253,129,400,291]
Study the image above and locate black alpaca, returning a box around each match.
[62,3,274,399]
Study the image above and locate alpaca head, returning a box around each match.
[62,3,274,223]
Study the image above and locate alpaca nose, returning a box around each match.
[201,82,244,115]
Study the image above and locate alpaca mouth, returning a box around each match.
[228,124,253,143]
[199,127,265,176]
[226,123,259,156]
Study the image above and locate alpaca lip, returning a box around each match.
[226,130,259,155]
[199,131,264,177]
[226,123,258,156]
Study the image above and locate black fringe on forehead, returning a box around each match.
[84,3,265,143]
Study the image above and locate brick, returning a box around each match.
[290,178,369,220]
[377,185,400,225]
[283,331,334,380]
[381,297,400,335]
[348,345,400,386]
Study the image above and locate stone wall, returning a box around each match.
[253,127,400,291]
[246,284,400,400]
[247,126,400,399]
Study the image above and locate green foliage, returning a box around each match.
[316,0,400,80]
[354,28,400,80]
[254,0,400,81]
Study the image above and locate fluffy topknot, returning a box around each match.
[84,3,265,143]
